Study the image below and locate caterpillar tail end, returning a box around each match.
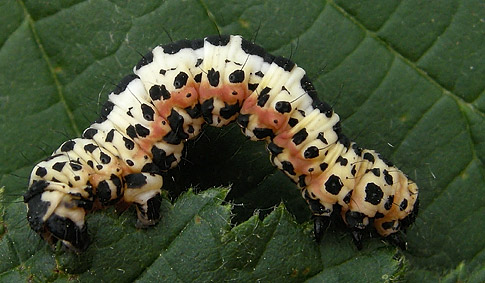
[24,181,90,252]
[42,214,90,252]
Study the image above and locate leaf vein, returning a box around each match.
[16,0,80,136]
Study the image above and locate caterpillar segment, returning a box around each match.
[24,35,418,251]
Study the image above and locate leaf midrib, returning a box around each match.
[17,0,80,136]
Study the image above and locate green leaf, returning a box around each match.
[0,0,483,281]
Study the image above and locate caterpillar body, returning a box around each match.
[24,35,418,251]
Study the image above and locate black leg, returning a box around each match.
[351,229,363,250]
[386,232,407,250]
[313,216,330,243]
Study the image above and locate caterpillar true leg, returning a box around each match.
[313,216,331,243]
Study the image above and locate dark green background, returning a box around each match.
[0,0,484,281]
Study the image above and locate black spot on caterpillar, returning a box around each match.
[23,35,418,252]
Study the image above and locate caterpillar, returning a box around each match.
[23,35,418,251]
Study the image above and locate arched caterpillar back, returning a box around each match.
[24,35,418,251]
